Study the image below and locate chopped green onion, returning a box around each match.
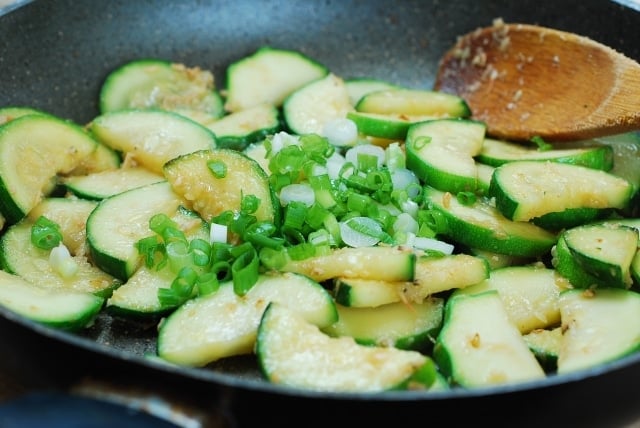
[196,272,220,295]
[166,240,192,273]
[531,135,553,151]
[207,160,227,178]
[149,213,176,236]
[231,246,259,296]
[287,242,317,260]
[189,238,211,267]
[241,194,260,214]
[31,215,63,250]
[49,243,79,278]
[135,235,164,267]
[456,191,477,206]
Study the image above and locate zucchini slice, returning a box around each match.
[405,119,487,194]
[346,111,439,140]
[256,302,435,392]
[476,137,614,170]
[333,277,403,308]
[276,246,416,283]
[0,115,99,225]
[344,78,402,106]
[322,297,444,351]
[283,73,354,135]
[490,160,634,223]
[89,109,217,174]
[86,181,202,281]
[0,269,104,331]
[523,327,562,371]
[355,88,471,118]
[454,265,568,334]
[63,167,165,200]
[434,290,546,387]
[99,58,225,124]
[562,223,638,289]
[558,288,640,374]
[205,103,281,151]
[157,272,337,367]
[224,46,329,112]
[0,220,120,298]
[163,148,279,224]
[423,186,557,258]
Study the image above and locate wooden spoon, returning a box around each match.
[434,21,640,142]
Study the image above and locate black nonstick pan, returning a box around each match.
[1,1,640,427]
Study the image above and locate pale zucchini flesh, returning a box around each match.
[256,302,433,392]
[323,297,444,351]
[434,291,546,387]
[0,269,104,331]
[157,272,338,367]
[490,161,634,222]
[558,288,640,374]
[0,115,98,225]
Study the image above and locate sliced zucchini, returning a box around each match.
[256,302,435,392]
[433,290,546,387]
[89,109,217,174]
[86,181,201,281]
[557,288,640,374]
[523,327,562,371]
[489,161,634,223]
[68,142,121,176]
[0,220,120,298]
[551,234,611,290]
[0,269,104,331]
[282,73,354,135]
[562,223,638,289]
[62,167,165,200]
[476,137,614,170]
[405,119,486,194]
[333,277,403,308]
[0,115,98,225]
[453,265,568,334]
[355,88,471,118]
[593,131,640,192]
[99,59,225,124]
[344,78,402,106]
[224,46,329,112]
[346,111,438,140]
[402,254,490,302]
[466,247,532,270]
[276,245,415,283]
[423,186,557,258]
[106,264,186,319]
[163,148,279,224]
[0,106,48,125]
[322,297,444,351]
[205,103,281,151]
[157,272,337,367]
[26,197,98,255]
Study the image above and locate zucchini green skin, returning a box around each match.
[434,290,546,387]
[256,302,434,392]
[424,186,557,258]
[99,58,225,122]
[562,223,637,289]
[206,103,283,151]
[552,235,611,290]
[489,161,634,223]
[0,115,98,226]
[476,137,614,170]
[225,46,329,112]
[523,327,562,372]
[0,269,104,331]
[322,297,444,352]
[405,118,486,194]
[158,272,338,367]
[453,265,566,334]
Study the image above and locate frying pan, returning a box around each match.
[1,0,640,426]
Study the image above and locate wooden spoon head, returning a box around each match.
[435,21,640,141]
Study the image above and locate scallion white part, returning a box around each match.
[322,117,358,147]
[339,216,382,247]
[210,223,228,243]
[345,144,385,169]
[49,243,79,278]
[279,183,315,207]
